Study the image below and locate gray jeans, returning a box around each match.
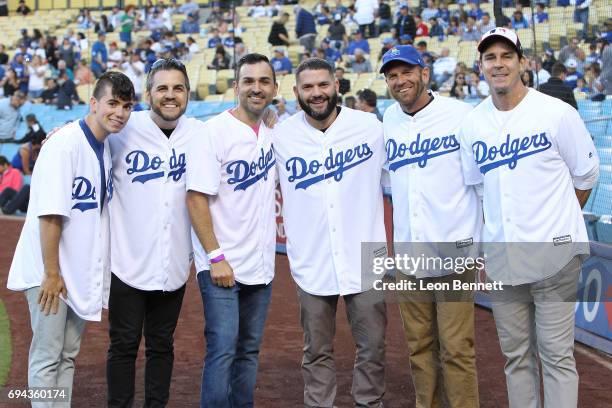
[26,287,86,407]
[297,286,387,408]
[490,256,581,408]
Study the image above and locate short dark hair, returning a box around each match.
[551,62,567,78]
[93,71,136,102]
[356,89,377,108]
[25,113,37,122]
[235,53,276,84]
[0,156,8,166]
[335,67,345,73]
[146,58,190,93]
[295,58,334,81]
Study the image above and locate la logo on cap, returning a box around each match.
[390,48,400,56]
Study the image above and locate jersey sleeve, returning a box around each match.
[458,119,484,186]
[186,123,222,195]
[555,106,599,180]
[33,136,75,218]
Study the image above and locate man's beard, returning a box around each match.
[298,91,339,121]
[151,98,187,122]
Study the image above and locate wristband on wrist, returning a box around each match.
[210,254,226,264]
[207,248,223,260]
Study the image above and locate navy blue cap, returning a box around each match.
[379,45,426,73]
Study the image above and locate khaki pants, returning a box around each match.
[397,270,479,408]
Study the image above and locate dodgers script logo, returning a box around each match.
[286,143,373,190]
[125,148,186,183]
[72,176,98,212]
[386,133,459,171]
[226,146,275,191]
[473,132,552,174]
[107,168,114,202]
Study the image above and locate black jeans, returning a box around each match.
[0,185,30,214]
[107,273,186,408]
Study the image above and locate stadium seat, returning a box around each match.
[594,135,612,149]
[595,216,612,244]
[586,120,607,138]
[598,148,612,165]
[599,164,612,186]
[592,183,612,216]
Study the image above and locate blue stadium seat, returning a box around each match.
[594,135,612,149]
[599,164,612,186]
[592,183,612,215]
[578,100,601,116]
[583,183,598,212]
[601,99,612,116]
[598,148,612,165]
[587,120,608,137]
[595,216,612,244]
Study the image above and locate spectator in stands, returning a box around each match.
[147,8,166,32]
[56,70,80,110]
[429,18,444,38]
[77,9,95,30]
[574,0,591,40]
[316,6,333,25]
[355,88,382,121]
[378,37,395,61]
[180,13,200,34]
[107,42,123,69]
[11,114,44,145]
[40,78,59,105]
[564,59,583,89]
[269,12,291,47]
[467,2,483,21]
[109,6,122,31]
[75,59,94,86]
[416,40,433,62]
[450,72,470,99]
[0,0,7,17]
[522,69,535,88]
[249,0,268,18]
[208,28,223,49]
[296,3,317,52]
[461,16,480,42]
[511,10,529,30]
[575,48,588,73]
[438,2,450,24]
[207,46,231,70]
[534,57,551,87]
[421,0,438,22]
[26,56,46,99]
[354,0,378,38]
[179,0,199,17]
[54,59,74,82]
[1,69,19,98]
[11,130,43,176]
[346,30,370,55]
[185,36,199,57]
[600,39,612,95]
[332,0,348,18]
[206,3,224,25]
[0,155,23,195]
[0,91,26,142]
[395,5,416,41]
[415,15,429,37]
[344,95,356,108]
[273,97,292,122]
[399,34,414,45]
[271,48,293,75]
[16,0,31,16]
[588,62,605,98]
[559,37,580,64]
[378,0,392,33]
[542,48,556,73]
[539,63,578,110]
[321,40,342,64]
[91,32,108,78]
[120,6,136,46]
[0,44,8,66]
[230,42,249,69]
[478,12,496,35]
[433,47,457,86]
[96,15,114,34]
[534,3,549,24]
[11,53,29,94]
[447,16,461,36]
[585,42,600,66]
[327,13,347,47]
[348,48,372,73]
[58,38,77,71]
[266,0,282,17]
[335,66,351,94]
[122,53,145,100]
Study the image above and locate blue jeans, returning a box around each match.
[574,8,589,39]
[197,271,272,408]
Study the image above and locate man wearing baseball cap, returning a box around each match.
[460,28,599,408]
[380,44,482,408]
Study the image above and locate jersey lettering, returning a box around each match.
[72,176,98,212]
[126,149,187,183]
[285,143,373,190]
[386,134,459,171]
[226,146,275,191]
[473,132,552,174]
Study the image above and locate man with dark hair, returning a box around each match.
[105,59,201,408]
[187,53,278,408]
[394,5,416,40]
[335,66,351,94]
[539,62,578,110]
[356,88,382,121]
[7,71,134,403]
[274,58,387,407]
[0,91,27,142]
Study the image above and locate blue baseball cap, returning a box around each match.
[379,45,426,74]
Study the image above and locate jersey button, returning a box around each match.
[329,204,334,208]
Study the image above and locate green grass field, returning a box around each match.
[0,299,11,386]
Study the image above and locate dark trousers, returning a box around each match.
[0,185,30,214]
[107,273,186,408]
